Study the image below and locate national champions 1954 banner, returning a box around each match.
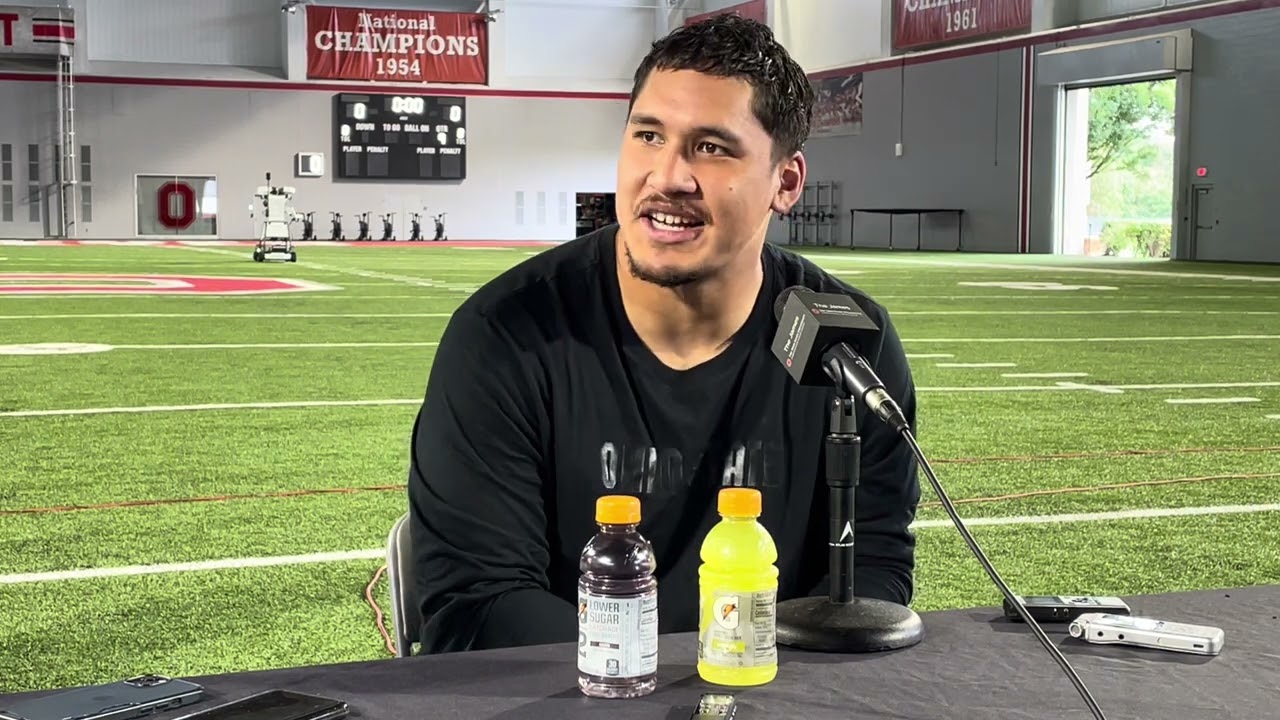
[0,5,75,58]
[892,0,1031,51]
[306,5,488,85]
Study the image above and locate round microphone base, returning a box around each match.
[776,596,924,653]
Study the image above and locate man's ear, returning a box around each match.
[770,151,807,214]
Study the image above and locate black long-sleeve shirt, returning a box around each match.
[406,226,921,653]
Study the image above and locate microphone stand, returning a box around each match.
[775,392,925,653]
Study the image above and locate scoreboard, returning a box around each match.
[333,93,467,181]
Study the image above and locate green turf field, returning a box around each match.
[1,240,1278,693]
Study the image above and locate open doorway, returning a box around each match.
[576,193,617,237]
[1057,78,1176,258]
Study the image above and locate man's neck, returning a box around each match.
[616,243,763,371]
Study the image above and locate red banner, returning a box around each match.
[684,0,767,27]
[306,5,488,85]
[893,0,1031,51]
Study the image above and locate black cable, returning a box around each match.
[901,429,1109,720]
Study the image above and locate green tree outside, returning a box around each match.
[1086,80,1177,257]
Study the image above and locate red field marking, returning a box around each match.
[0,273,334,295]
[0,239,558,248]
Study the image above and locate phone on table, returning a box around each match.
[690,693,737,720]
[1003,594,1131,623]
[0,674,205,720]
[171,690,347,720]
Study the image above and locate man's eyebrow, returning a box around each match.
[627,114,744,147]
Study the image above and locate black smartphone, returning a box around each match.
[171,690,347,720]
[691,693,737,720]
[0,675,205,720]
[1003,594,1132,623]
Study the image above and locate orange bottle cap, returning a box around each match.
[718,487,762,517]
[596,495,642,524]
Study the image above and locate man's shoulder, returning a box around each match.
[453,226,611,331]
[763,242,892,325]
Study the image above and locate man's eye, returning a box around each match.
[635,131,660,143]
[697,142,726,155]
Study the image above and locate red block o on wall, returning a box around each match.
[156,181,196,229]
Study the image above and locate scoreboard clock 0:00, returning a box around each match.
[333,93,467,180]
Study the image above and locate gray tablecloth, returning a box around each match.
[4,585,1276,719]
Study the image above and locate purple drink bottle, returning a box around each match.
[577,495,659,698]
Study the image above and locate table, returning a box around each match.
[3,585,1275,719]
[850,208,964,251]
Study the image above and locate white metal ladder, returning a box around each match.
[56,53,78,238]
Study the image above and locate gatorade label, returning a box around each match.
[577,589,658,678]
[699,590,777,668]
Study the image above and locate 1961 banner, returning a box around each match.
[893,0,1031,51]
[306,5,488,85]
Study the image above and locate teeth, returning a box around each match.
[651,211,698,228]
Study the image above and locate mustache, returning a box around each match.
[636,196,709,222]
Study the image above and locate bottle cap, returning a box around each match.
[596,495,641,525]
[718,488,762,517]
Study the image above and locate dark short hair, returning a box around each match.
[629,13,814,161]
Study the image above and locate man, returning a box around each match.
[406,14,920,654]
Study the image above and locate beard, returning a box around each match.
[623,243,713,288]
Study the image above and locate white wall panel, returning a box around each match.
[85,0,282,68]
[0,80,627,241]
[699,0,759,11]
[312,0,484,9]
[503,2,653,82]
[1078,0,1216,22]
[772,0,887,72]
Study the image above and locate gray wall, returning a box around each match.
[769,48,1025,253]
[771,0,1280,264]
[0,81,628,241]
[1029,4,1280,263]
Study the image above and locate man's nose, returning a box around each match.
[648,145,698,195]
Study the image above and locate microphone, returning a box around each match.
[769,286,1110,720]
[771,288,908,432]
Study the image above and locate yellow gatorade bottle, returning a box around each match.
[697,487,779,686]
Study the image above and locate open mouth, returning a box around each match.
[644,210,706,232]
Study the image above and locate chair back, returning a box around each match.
[386,512,420,658]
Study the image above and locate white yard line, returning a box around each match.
[906,353,955,359]
[0,550,385,584]
[1099,381,1279,390]
[1165,397,1260,405]
[0,313,453,320]
[924,381,1280,393]
[894,309,1278,315]
[906,334,1280,343]
[6,380,1277,418]
[820,256,1280,283]
[879,295,1280,300]
[910,503,1280,529]
[0,399,421,418]
[1054,381,1125,395]
[1267,415,1280,420]
[112,342,439,350]
[936,362,1017,368]
[1003,372,1089,378]
[4,503,1276,585]
[30,337,1277,353]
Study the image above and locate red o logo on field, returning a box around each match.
[157,182,196,229]
[0,274,335,295]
